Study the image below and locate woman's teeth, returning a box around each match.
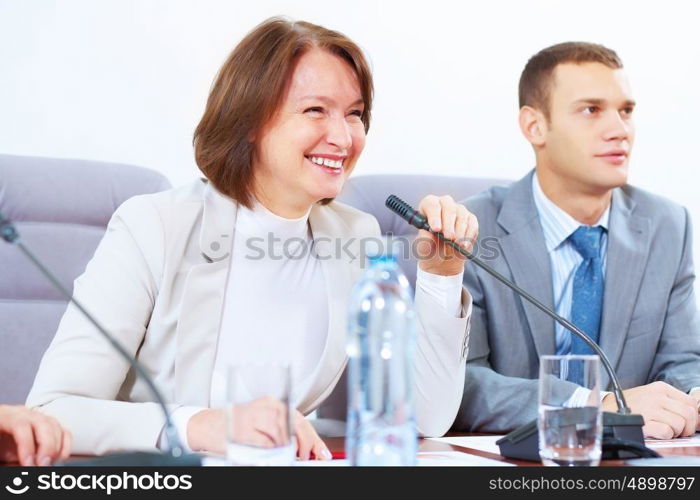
[308,156,343,169]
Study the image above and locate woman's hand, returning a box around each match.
[415,195,479,276]
[0,405,72,466]
[187,399,331,461]
[188,396,289,454]
[293,410,331,460]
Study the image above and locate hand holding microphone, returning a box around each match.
[412,194,479,276]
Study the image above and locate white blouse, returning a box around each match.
[210,200,327,407]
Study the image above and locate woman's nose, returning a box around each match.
[325,115,352,150]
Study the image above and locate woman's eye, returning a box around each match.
[349,109,363,118]
[304,107,324,114]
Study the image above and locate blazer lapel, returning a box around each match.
[175,181,237,406]
[598,188,651,387]
[296,203,362,413]
[496,172,556,356]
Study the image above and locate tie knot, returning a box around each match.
[569,225,604,260]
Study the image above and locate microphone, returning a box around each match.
[1,211,201,466]
[385,195,650,461]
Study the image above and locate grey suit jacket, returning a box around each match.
[452,171,700,433]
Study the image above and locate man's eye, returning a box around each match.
[621,107,635,116]
[583,106,599,115]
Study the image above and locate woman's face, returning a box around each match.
[252,48,366,217]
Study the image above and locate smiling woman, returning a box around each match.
[194,18,372,214]
[26,17,478,462]
[250,48,367,217]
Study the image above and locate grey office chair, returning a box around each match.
[0,154,171,403]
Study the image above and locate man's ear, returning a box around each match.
[519,105,547,147]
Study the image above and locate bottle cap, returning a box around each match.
[362,235,403,264]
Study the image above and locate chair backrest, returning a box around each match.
[0,154,171,403]
[336,174,511,286]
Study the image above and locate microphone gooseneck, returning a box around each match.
[385,195,631,415]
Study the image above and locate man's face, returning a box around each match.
[539,62,635,194]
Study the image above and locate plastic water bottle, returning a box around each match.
[345,250,418,466]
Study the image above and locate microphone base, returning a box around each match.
[497,412,645,462]
[59,451,202,467]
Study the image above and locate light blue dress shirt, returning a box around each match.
[531,174,609,355]
[531,174,700,404]
[532,174,611,406]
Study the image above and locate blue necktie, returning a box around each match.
[569,226,605,356]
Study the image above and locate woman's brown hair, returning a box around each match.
[193,17,373,207]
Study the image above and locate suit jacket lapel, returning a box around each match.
[599,187,651,386]
[496,172,556,356]
[296,203,362,413]
[175,181,237,406]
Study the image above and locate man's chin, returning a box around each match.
[593,163,629,190]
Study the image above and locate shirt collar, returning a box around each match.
[532,172,610,253]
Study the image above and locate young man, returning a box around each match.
[453,42,700,439]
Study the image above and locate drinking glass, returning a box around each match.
[538,355,602,466]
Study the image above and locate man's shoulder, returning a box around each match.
[620,184,688,227]
[459,181,519,236]
[461,184,512,215]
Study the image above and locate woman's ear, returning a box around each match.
[518,106,547,147]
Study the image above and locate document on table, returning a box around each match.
[646,433,700,449]
[427,435,504,455]
[293,451,514,467]
[415,451,514,466]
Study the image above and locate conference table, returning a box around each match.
[323,433,700,466]
[4,432,700,467]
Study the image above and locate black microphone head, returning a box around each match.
[385,195,429,230]
[385,195,411,218]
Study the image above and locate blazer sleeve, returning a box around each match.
[413,278,471,437]
[25,196,169,455]
[355,214,472,437]
[648,207,700,391]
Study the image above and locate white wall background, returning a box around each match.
[1,1,699,251]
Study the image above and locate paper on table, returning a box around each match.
[427,435,504,455]
[294,459,349,466]
[204,438,513,467]
[292,451,513,467]
[646,433,700,449]
[416,451,514,466]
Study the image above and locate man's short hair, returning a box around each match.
[518,42,623,118]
